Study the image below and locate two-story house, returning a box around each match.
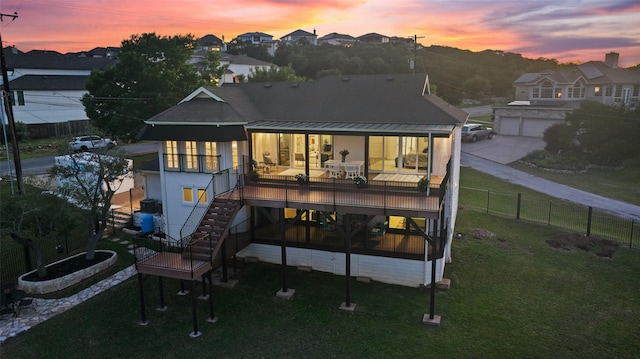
[133,73,467,332]
[493,52,640,137]
[233,32,278,57]
[2,47,117,138]
[280,29,318,46]
[318,32,357,46]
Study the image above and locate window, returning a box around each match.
[232,141,238,168]
[183,188,193,202]
[540,81,553,98]
[197,189,207,203]
[568,83,584,99]
[605,86,613,97]
[205,142,217,171]
[9,91,25,106]
[185,141,198,170]
[594,86,601,96]
[532,88,540,98]
[165,141,178,169]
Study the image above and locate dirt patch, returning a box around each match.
[546,233,618,258]
[469,228,496,239]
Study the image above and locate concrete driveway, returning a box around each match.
[461,135,545,164]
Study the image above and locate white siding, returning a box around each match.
[237,243,446,287]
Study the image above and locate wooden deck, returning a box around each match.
[136,252,212,280]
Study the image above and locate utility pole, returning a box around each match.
[0,11,24,195]
[412,34,425,73]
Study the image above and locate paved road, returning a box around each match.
[460,136,640,221]
[0,142,158,177]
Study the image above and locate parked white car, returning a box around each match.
[68,135,116,151]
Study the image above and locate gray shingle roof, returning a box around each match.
[4,48,117,70]
[9,75,87,90]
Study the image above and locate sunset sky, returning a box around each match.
[1,0,639,67]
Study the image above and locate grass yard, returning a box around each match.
[2,210,639,358]
[510,157,640,206]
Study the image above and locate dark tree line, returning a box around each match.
[230,41,567,105]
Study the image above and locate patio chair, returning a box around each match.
[326,162,342,178]
[294,153,305,166]
[370,221,388,237]
[343,163,359,179]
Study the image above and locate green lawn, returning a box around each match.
[510,157,640,206]
[2,210,639,358]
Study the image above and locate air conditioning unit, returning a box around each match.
[140,199,157,213]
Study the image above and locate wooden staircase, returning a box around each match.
[182,199,241,263]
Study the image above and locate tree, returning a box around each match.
[248,64,306,82]
[82,33,222,142]
[1,192,79,278]
[50,150,131,260]
[544,101,640,165]
[543,122,574,154]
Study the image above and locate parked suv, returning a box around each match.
[461,124,494,142]
[68,135,116,151]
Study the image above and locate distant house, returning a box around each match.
[357,33,390,44]
[218,53,274,83]
[493,52,640,137]
[198,34,226,52]
[280,29,318,45]
[318,32,357,46]
[233,32,278,56]
[2,47,117,138]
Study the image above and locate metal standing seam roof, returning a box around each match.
[246,120,456,135]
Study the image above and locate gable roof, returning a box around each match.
[515,61,640,86]
[281,29,316,39]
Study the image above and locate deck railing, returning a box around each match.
[239,174,447,214]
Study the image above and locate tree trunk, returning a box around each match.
[85,217,106,261]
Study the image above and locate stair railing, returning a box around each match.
[179,167,242,245]
[179,174,217,244]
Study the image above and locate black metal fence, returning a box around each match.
[460,186,639,249]
[0,236,86,286]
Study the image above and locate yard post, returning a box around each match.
[586,207,593,237]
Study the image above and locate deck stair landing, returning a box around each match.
[136,199,241,280]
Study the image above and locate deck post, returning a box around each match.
[189,280,201,337]
[221,240,228,282]
[280,208,288,292]
[157,276,167,311]
[345,215,352,307]
[206,271,218,323]
[137,273,148,325]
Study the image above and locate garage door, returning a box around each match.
[522,119,560,137]
[499,117,520,136]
